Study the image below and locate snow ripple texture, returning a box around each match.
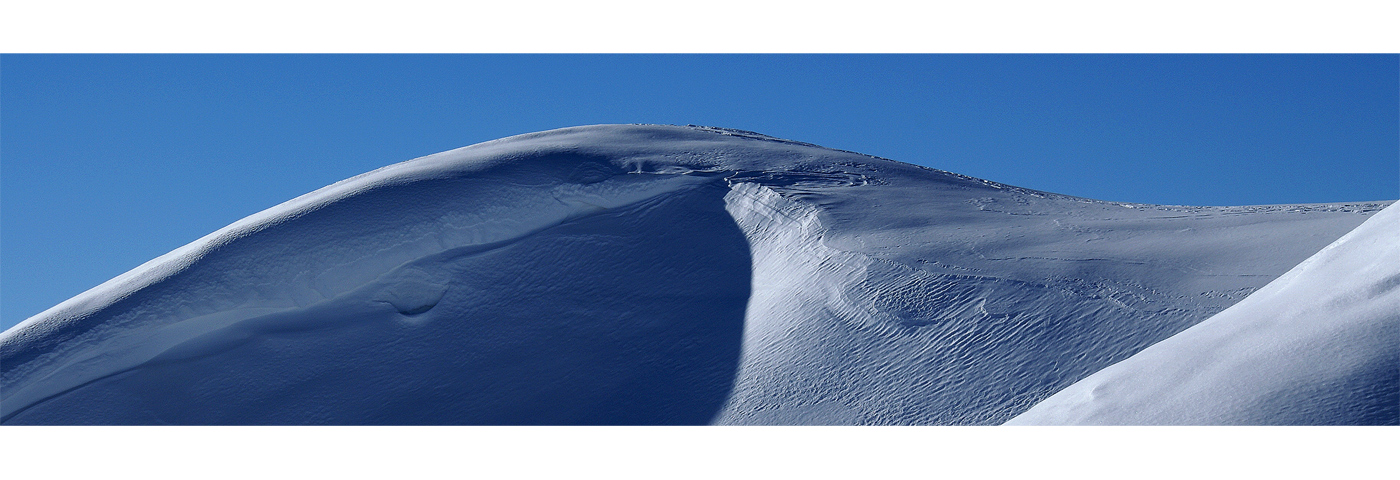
[1007,202,1399,425]
[1,124,1391,425]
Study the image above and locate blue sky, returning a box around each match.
[2,54,1397,329]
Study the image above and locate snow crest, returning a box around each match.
[2,124,1390,425]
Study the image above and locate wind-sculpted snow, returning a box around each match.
[1,124,1391,424]
[1007,203,1400,425]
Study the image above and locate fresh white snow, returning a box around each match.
[1,124,1391,424]
[1006,201,1399,425]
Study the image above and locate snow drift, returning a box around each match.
[1007,202,1399,425]
[1,124,1392,425]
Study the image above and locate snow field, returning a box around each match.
[3,124,1390,424]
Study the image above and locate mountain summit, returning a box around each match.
[2,124,1392,425]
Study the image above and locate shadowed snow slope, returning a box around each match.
[1,124,1391,425]
[1007,202,1400,425]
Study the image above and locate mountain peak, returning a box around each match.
[3,126,1392,425]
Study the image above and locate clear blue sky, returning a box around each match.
[2,54,1397,329]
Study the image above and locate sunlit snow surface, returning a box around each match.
[1007,202,1399,425]
[1,125,1392,425]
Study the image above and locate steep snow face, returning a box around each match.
[1,124,1389,424]
[1007,203,1400,425]
[1,128,756,425]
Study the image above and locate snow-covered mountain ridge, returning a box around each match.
[2,124,1392,424]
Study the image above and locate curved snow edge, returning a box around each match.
[1006,202,1400,425]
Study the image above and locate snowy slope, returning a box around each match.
[1,124,1390,425]
[1007,202,1399,425]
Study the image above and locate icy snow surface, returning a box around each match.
[1,124,1392,425]
[1007,202,1399,425]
